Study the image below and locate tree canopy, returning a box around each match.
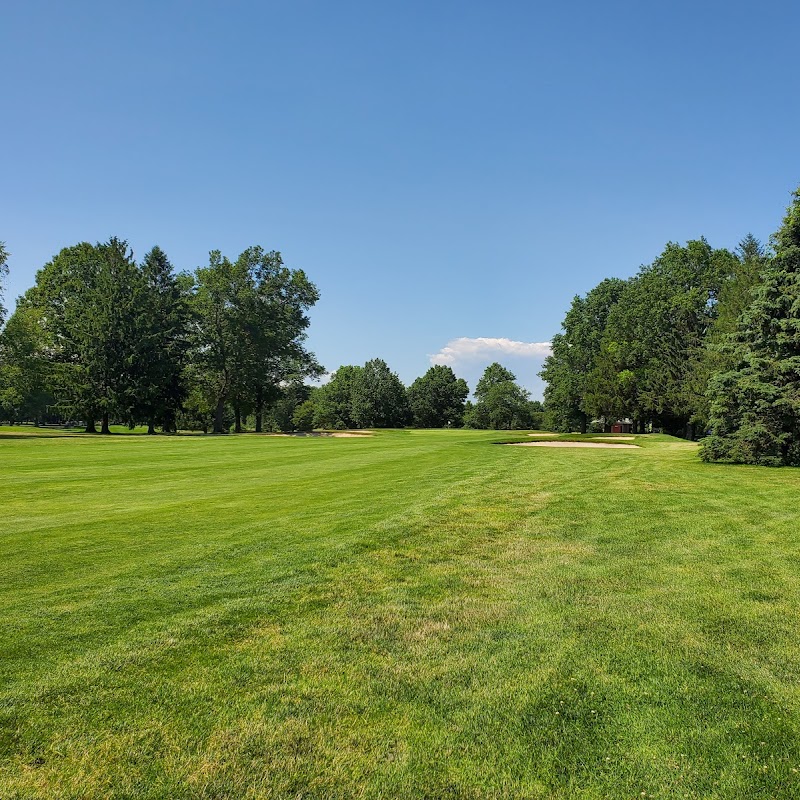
[407,365,469,427]
[2,239,322,434]
[464,363,533,430]
[542,239,744,437]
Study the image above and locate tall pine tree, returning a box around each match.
[132,246,190,433]
[0,242,9,327]
[701,189,800,465]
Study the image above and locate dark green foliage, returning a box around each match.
[540,279,626,432]
[351,358,409,428]
[464,362,532,429]
[23,238,146,432]
[0,242,9,327]
[0,305,53,423]
[701,191,800,466]
[312,360,409,429]
[543,239,740,439]
[527,399,545,430]
[234,248,321,432]
[6,238,320,434]
[264,382,312,432]
[190,248,321,434]
[292,399,316,431]
[126,247,191,433]
[313,365,363,429]
[717,234,770,335]
[407,365,469,427]
[176,382,216,433]
[591,240,735,436]
[190,250,247,433]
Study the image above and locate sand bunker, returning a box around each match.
[528,433,636,441]
[508,441,638,449]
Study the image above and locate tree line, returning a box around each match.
[0,240,542,433]
[8,182,798,465]
[540,186,800,466]
[0,240,320,434]
[311,359,543,430]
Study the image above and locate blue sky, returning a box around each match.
[2,1,798,398]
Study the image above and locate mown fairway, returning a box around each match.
[3,429,800,798]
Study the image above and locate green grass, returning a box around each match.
[3,428,800,798]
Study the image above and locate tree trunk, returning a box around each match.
[234,406,242,434]
[214,397,226,434]
[85,419,97,434]
[147,421,156,435]
[579,413,587,435]
[101,412,111,435]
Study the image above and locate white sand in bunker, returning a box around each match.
[528,433,636,440]
[508,441,639,449]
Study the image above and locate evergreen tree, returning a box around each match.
[133,247,190,433]
[701,190,800,465]
[0,242,9,328]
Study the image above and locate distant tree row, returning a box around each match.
[0,241,542,433]
[304,361,541,430]
[541,187,800,466]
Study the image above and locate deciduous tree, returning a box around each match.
[407,365,469,427]
[465,363,531,429]
[351,358,409,428]
[0,305,53,424]
[540,278,626,432]
[23,238,145,433]
[312,366,362,429]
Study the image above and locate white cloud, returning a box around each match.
[429,337,552,366]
